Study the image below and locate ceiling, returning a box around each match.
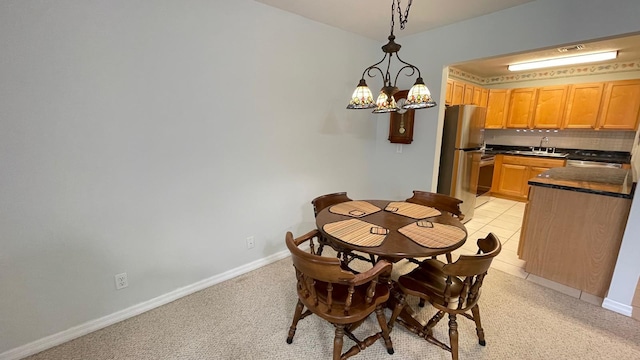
[255,0,640,78]
[453,34,640,77]
[254,0,534,41]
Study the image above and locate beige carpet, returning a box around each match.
[25,254,640,360]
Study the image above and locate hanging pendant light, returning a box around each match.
[374,87,398,113]
[347,79,376,109]
[405,77,436,109]
[347,0,436,113]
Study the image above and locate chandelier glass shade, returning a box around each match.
[374,89,398,113]
[347,0,436,113]
[347,79,376,109]
[405,77,436,109]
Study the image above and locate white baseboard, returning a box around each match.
[602,297,633,316]
[0,250,291,360]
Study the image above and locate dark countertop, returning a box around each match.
[528,167,636,199]
[485,144,631,164]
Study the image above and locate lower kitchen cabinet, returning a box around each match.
[495,163,528,198]
[491,155,565,200]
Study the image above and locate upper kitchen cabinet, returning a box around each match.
[445,79,454,105]
[597,79,640,130]
[472,87,482,106]
[485,89,509,128]
[532,85,568,128]
[563,83,604,129]
[506,88,537,128]
[480,88,489,107]
[452,81,465,105]
[446,78,488,106]
[463,84,475,104]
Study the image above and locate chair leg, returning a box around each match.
[471,304,486,346]
[387,293,405,331]
[448,313,459,360]
[286,300,304,344]
[333,324,345,360]
[374,305,394,355]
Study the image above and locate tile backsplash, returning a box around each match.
[484,129,635,152]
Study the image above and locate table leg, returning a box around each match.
[386,283,429,338]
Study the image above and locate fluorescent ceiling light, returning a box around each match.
[508,51,618,71]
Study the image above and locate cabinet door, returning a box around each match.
[472,87,482,105]
[533,85,568,129]
[445,79,453,105]
[452,81,464,105]
[485,89,509,128]
[563,83,604,129]
[497,163,528,198]
[480,88,489,107]
[506,88,537,128]
[597,79,640,130]
[464,84,474,104]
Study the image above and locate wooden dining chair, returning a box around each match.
[311,192,376,266]
[405,190,466,265]
[285,230,395,360]
[405,190,465,221]
[311,192,352,256]
[388,233,501,360]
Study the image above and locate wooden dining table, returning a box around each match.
[315,199,468,339]
[315,199,468,263]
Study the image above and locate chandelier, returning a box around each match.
[347,0,436,113]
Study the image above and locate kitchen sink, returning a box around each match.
[507,150,569,158]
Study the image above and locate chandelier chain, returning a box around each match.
[391,0,412,33]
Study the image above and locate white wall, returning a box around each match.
[0,0,382,354]
[373,0,640,313]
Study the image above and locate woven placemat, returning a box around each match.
[398,221,466,248]
[384,201,441,219]
[323,219,387,247]
[329,201,381,218]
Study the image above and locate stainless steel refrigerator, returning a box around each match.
[437,105,486,223]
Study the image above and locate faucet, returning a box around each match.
[539,136,549,152]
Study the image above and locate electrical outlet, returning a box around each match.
[115,273,128,290]
[246,236,255,249]
[396,144,403,153]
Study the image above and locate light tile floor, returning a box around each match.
[454,196,604,306]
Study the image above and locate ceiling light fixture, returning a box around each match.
[508,51,618,72]
[347,0,436,113]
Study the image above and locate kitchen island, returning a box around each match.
[519,166,636,297]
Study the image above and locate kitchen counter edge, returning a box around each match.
[528,166,636,199]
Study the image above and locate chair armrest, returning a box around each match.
[293,229,321,246]
[351,260,392,286]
